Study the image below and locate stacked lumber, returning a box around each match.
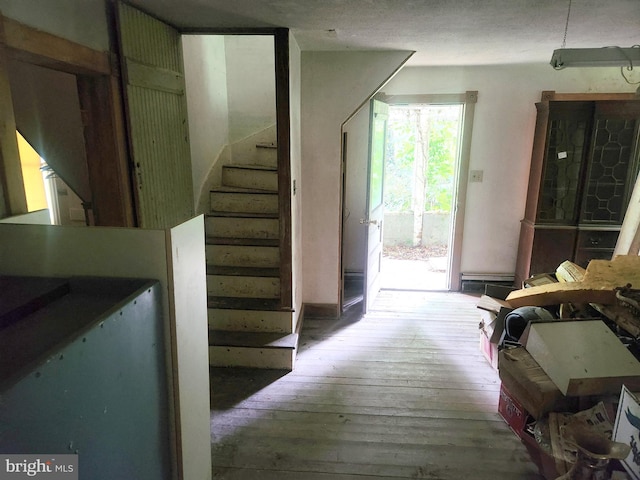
[505,256,640,338]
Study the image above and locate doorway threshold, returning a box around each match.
[380,257,447,291]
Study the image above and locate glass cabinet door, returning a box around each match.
[536,102,593,224]
[579,101,640,225]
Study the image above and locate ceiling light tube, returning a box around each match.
[550,47,640,70]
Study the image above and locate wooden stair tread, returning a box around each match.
[225,163,276,172]
[211,185,278,195]
[208,296,286,311]
[208,211,279,219]
[209,329,297,349]
[206,236,279,247]
[207,265,279,277]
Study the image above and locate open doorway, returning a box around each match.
[15,131,87,226]
[341,91,477,312]
[380,103,462,291]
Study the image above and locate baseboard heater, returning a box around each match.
[460,273,515,293]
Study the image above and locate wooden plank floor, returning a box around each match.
[210,290,543,479]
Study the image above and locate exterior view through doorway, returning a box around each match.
[341,91,477,312]
[381,103,462,291]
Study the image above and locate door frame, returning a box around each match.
[176,26,293,310]
[366,91,478,292]
[0,14,135,226]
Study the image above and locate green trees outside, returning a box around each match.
[384,105,460,214]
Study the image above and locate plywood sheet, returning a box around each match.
[524,320,640,396]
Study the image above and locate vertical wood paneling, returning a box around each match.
[118,3,181,72]
[117,2,193,229]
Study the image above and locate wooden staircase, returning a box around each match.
[206,142,297,370]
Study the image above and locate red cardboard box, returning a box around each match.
[520,430,560,480]
[498,383,529,437]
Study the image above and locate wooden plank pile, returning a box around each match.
[478,255,640,479]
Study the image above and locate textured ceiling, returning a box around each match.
[129,0,640,66]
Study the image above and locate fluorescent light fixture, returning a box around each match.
[550,47,640,70]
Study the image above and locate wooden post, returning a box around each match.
[614,171,640,256]
[0,15,27,217]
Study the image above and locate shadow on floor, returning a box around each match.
[297,301,364,355]
[210,302,367,410]
[210,367,289,410]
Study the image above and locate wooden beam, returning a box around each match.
[540,91,638,102]
[2,16,111,76]
[179,27,279,35]
[275,28,292,311]
[77,74,136,227]
[506,256,640,307]
[124,59,184,95]
[0,16,26,216]
[378,93,473,105]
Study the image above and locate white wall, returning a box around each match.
[182,35,230,209]
[0,0,109,51]
[225,36,276,143]
[300,50,413,306]
[289,33,303,325]
[382,64,635,276]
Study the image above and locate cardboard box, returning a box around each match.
[477,294,513,369]
[498,347,573,419]
[498,383,529,437]
[524,320,640,396]
[480,326,498,370]
[520,430,560,480]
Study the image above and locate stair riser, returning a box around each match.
[206,245,279,268]
[210,192,278,214]
[254,148,277,168]
[230,132,277,168]
[209,345,294,370]
[205,216,279,239]
[208,309,292,333]
[222,167,278,192]
[207,275,280,298]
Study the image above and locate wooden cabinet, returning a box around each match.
[515,94,640,286]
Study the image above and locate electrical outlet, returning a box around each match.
[470,170,484,183]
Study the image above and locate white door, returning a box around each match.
[363,99,388,312]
